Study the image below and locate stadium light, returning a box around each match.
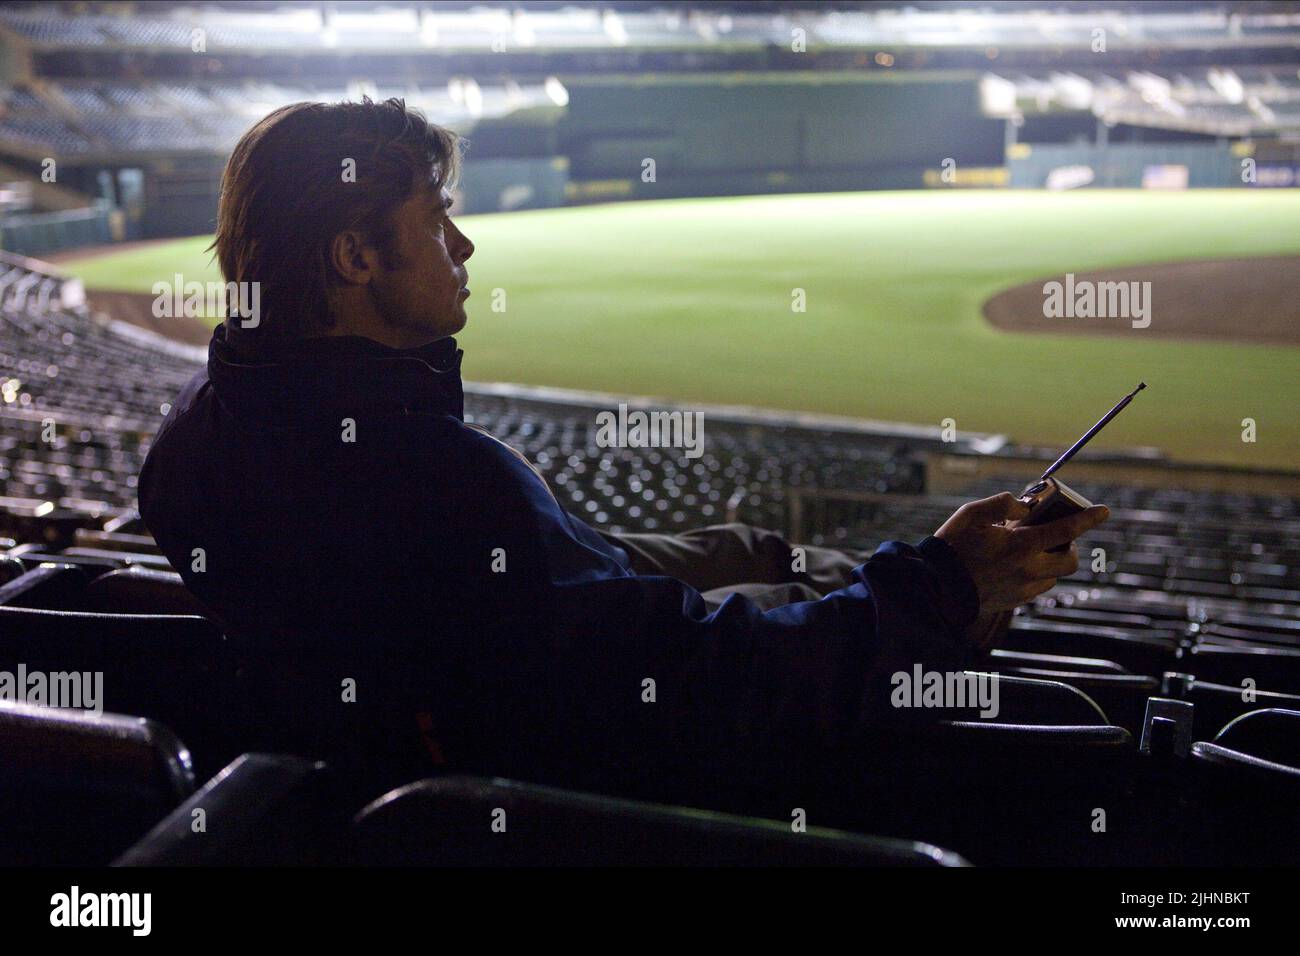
[1207,68,1245,105]
[544,76,570,108]
[419,10,438,47]
[464,79,483,118]
[979,74,1018,117]
[1128,71,1186,117]
[1247,94,1276,124]
[512,10,536,47]
[1052,73,1094,111]
[602,9,628,45]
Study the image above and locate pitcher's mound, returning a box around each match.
[982,255,1300,347]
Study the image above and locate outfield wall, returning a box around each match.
[0,204,116,256]
[1007,142,1246,189]
[559,76,1005,199]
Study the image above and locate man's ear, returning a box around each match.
[328,229,380,286]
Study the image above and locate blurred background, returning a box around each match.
[0,0,1297,537]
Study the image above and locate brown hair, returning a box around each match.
[211,97,461,352]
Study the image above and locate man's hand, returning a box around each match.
[935,492,1110,616]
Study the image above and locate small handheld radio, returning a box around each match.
[968,383,1147,650]
[1010,382,1146,550]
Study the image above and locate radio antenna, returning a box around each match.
[1041,382,1146,481]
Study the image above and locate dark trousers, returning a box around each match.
[600,522,870,611]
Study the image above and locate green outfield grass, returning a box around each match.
[60,190,1300,469]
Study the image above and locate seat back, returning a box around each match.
[0,564,88,609]
[1002,619,1179,673]
[1210,707,1300,766]
[0,605,235,770]
[73,528,162,556]
[984,655,1158,731]
[0,554,27,586]
[353,775,969,866]
[1162,672,1300,739]
[0,701,195,864]
[1187,709,1300,863]
[82,566,212,616]
[949,671,1111,725]
[1185,644,1300,696]
[116,754,338,866]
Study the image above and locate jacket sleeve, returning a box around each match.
[532,533,982,797]
[417,425,983,796]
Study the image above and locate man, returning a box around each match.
[139,99,1107,802]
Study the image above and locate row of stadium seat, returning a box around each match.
[2,651,1295,866]
[1,703,968,868]
[0,79,557,156]
[0,511,1298,864]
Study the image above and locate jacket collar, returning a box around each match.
[207,322,465,425]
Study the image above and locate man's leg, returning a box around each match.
[600,523,864,596]
[700,581,825,613]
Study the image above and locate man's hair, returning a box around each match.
[212,97,460,351]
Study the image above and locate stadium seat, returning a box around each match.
[103,512,151,536]
[0,701,195,865]
[1137,697,1194,758]
[0,563,88,609]
[986,650,1159,731]
[352,775,970,866]
[1198,707,1300,767]
[82,566,212,616]
[115,754,341,866]
[920,673,1134,753]
[7,547,119,579]
[1001,619,1179,675]
[1185,709,1300,864]
[0,554,25,586]
[1183,643,1300,696]
[72,528,164,555]
[942,670,1112,725]
[792,674,1139,865]
[0,605,238,770]
[1161,672,1300,739]
[62,546,174,569]
[989,649,1129,674]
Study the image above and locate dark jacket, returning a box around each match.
[139,324,982,799]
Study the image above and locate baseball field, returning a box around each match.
[55,189,1300,469]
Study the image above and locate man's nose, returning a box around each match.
[453,224,474,263]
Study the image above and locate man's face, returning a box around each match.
[368,184,475,347]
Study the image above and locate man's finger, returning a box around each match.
[1027,545,1080,579]
[1018,504,1110,552]
[961,491,1032,524]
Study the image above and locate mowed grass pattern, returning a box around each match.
[61,190,1300,468]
